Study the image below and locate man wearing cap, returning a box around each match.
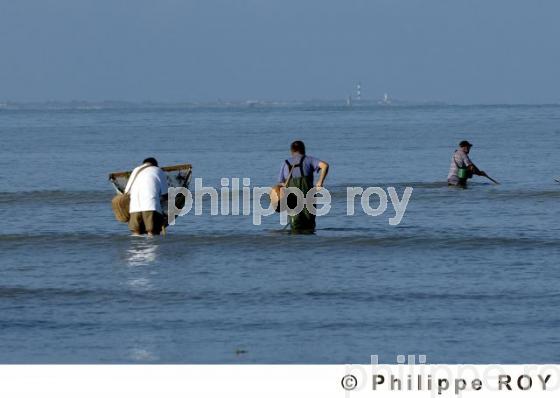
[447,140,487,188]
[126,157,169,236]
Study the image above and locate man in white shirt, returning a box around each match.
[125,157,169,236]
[447,140,486,188]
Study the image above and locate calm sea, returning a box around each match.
[1,102,559,363]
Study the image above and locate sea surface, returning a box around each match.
[1,102,559,363]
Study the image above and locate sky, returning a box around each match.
[1,0,559,103]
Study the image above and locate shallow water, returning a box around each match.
[1,103,560,363]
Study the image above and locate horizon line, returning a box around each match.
[1,99,559,107]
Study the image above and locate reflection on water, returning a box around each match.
[123,238,160,292]
[129,347,159,362]
[126,277,152,291]
[125,239,159,267]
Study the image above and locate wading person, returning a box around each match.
[447,140,487,188]
[126,157,169,236]
[278,140,329,233]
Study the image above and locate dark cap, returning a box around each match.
[142,157,158,166]
[459,140,473,148]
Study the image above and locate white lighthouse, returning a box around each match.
[356,82,362,101]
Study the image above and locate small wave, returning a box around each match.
[0,285,205,302]
[0,190,113,205]
[0,231,557,250]
[334,181,449,190]
[2,285,558,307]
[1,184,557,207]
[487,189,560,200]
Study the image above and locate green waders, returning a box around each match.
[285,156,316,234]
[453,150,473,188]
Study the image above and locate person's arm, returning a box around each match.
[315,161,329,188]
[468,164,485,176]
[463,153,485,176]
[277,163,287,186]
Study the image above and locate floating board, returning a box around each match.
[109,163,192,220]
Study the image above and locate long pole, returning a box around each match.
[484,175,500,185]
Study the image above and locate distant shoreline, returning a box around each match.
[1,100,559,111]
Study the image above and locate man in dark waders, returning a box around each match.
[447,140,487,188]
[278,141,329,233]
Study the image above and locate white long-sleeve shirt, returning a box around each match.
[447,149,473,184]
